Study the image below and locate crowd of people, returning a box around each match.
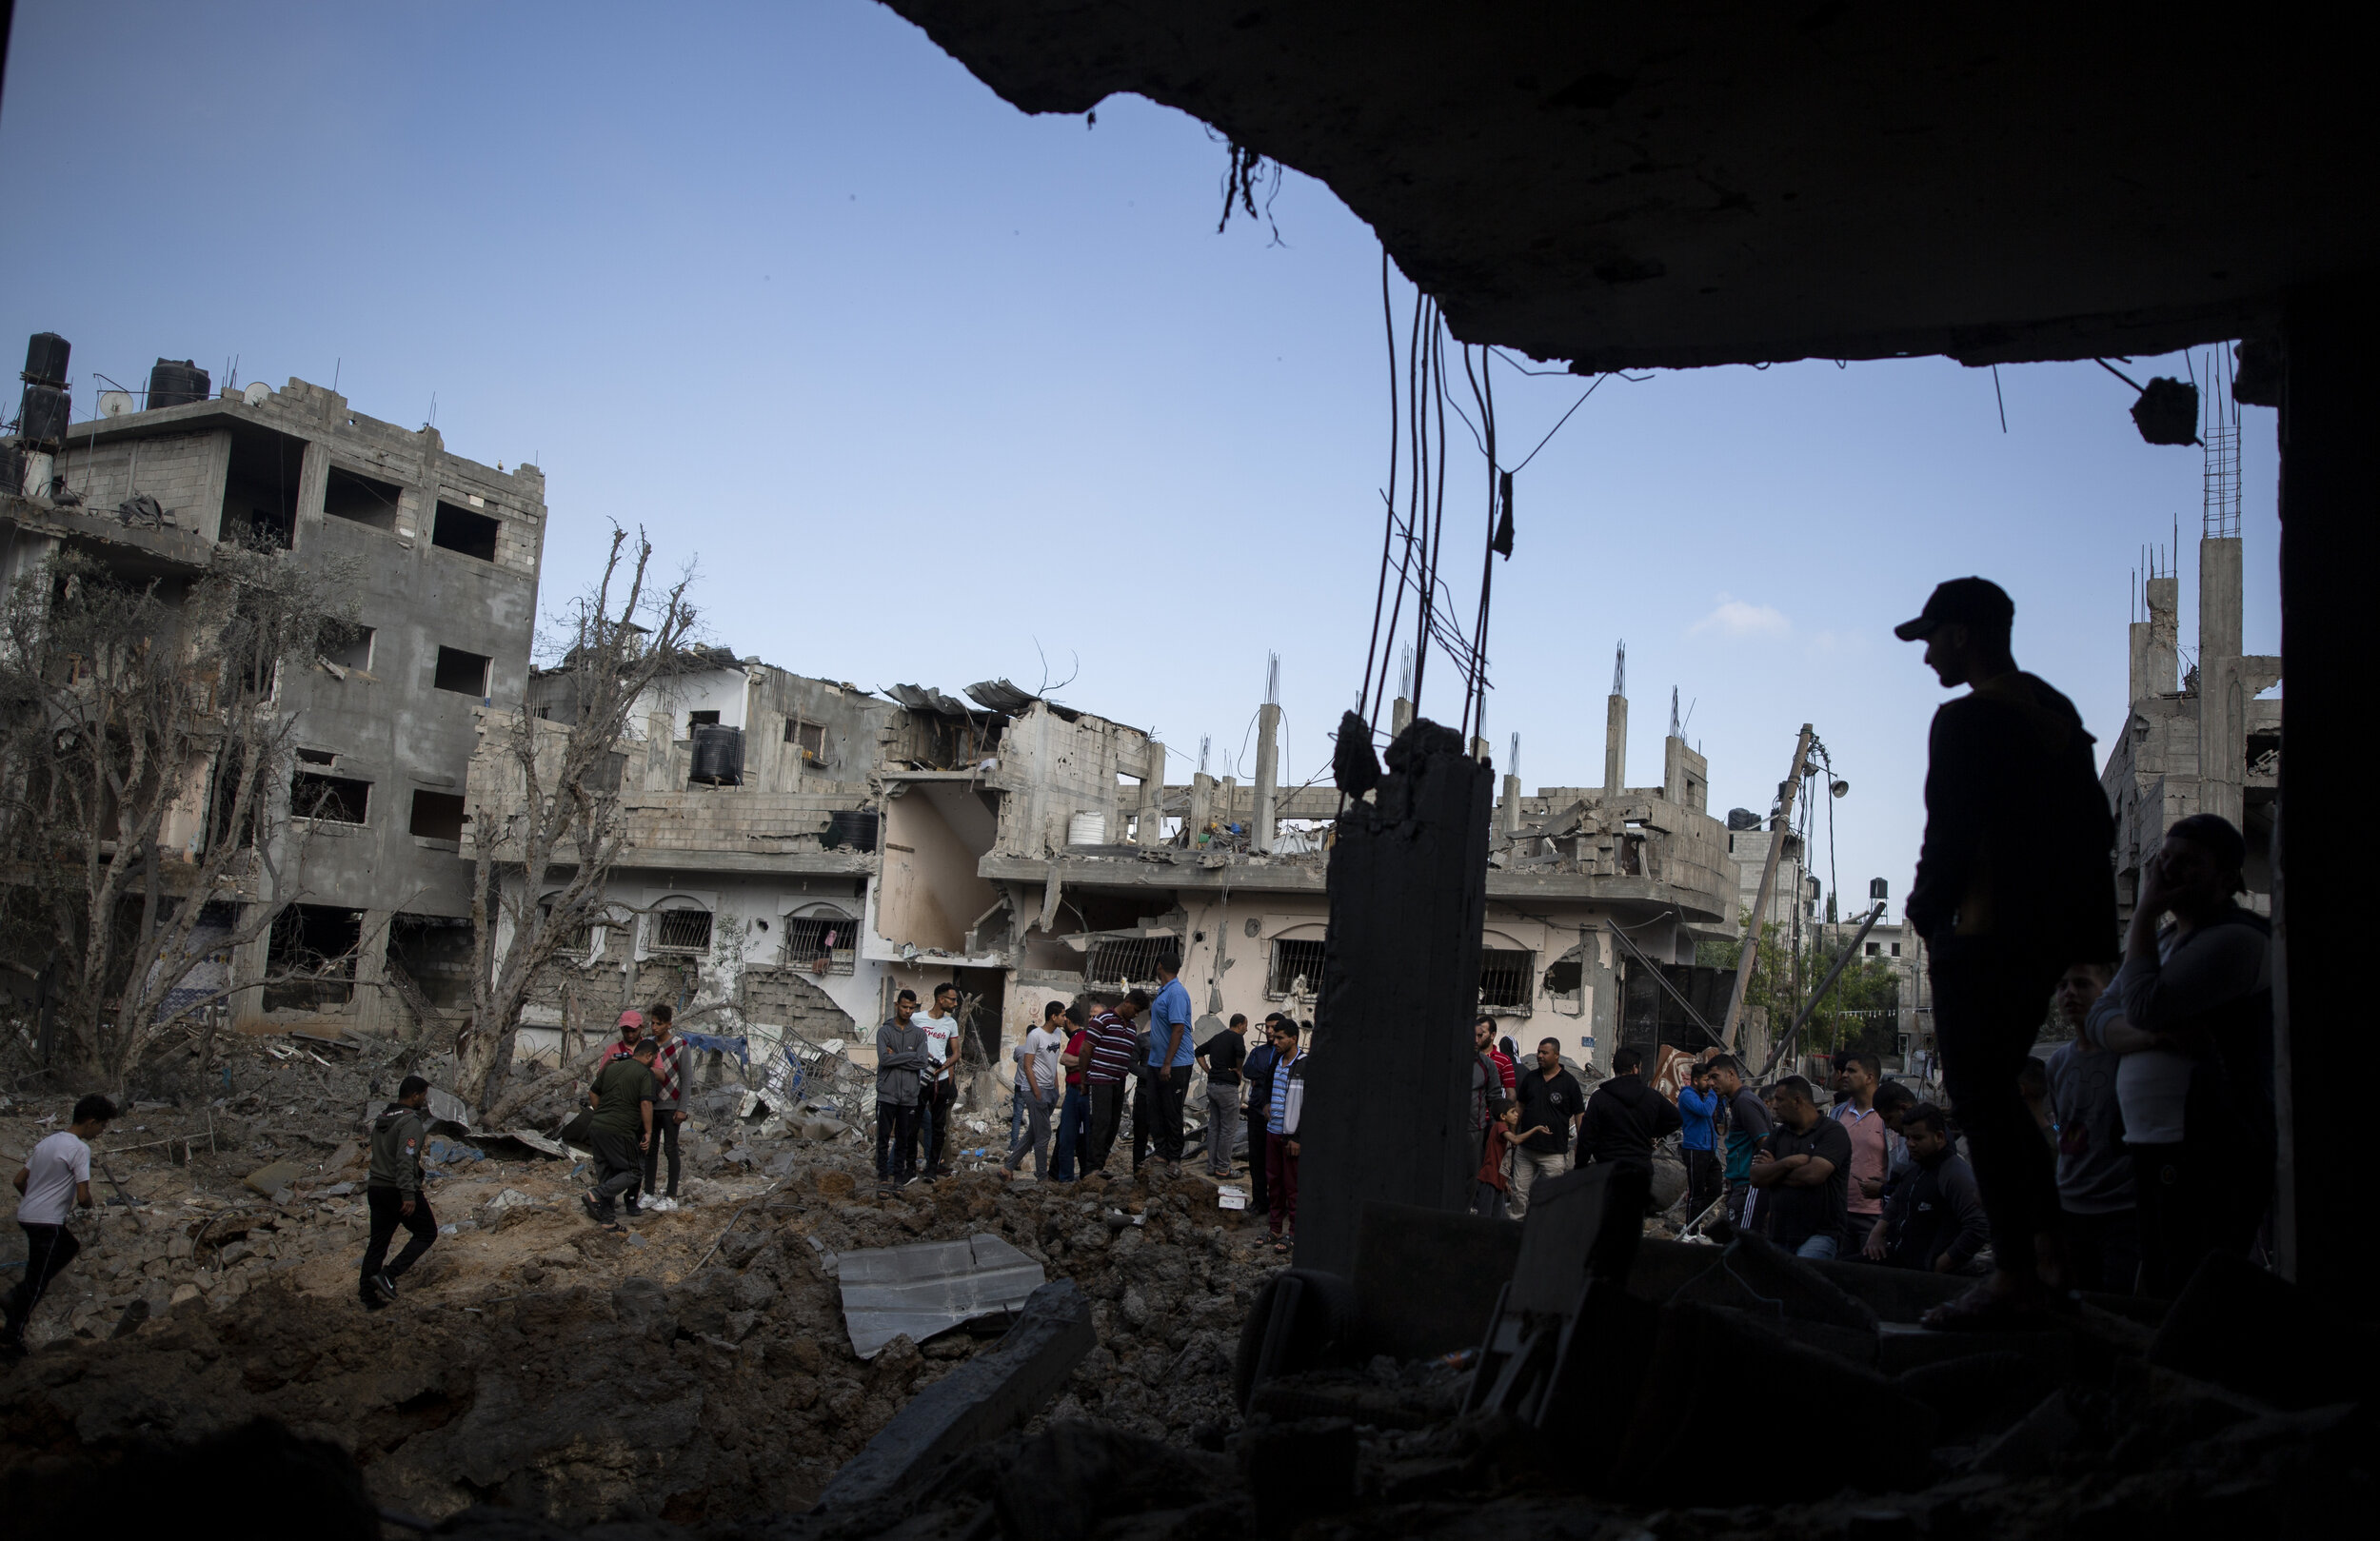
[873,959,1316,1256]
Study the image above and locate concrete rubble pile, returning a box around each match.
[0,1090,1281,1529]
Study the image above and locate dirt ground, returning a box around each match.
[0,1042,1284,1527]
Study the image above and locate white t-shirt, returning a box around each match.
[1018,1026,1065,1096]
[918,1011,956,1081]
[18,1130,91,1226]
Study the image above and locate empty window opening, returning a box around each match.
[433,646,491,697]
[295,747,337,766]
[539,899,599,959]
[323,466,401,531]
[387,914,475,1011]
[783,911,859,975]
[1479,948,1537,1010]
[785,719,827,761]
[409,790,466,841]
[431,502,501,562]
[1890,943,1902,958]
[219,426,303,549]
[291,771,369,824]
[686,709,721,733]
[650,907,713,956]
[1084,934,1181,988]
[264,903,362,1011]
[1865,942,1880,957]
[323,624,374,672]
[1268,938,1326,998]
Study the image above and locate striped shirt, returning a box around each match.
[650,1034,684,1106]
[1268,1048,1305,1135]
[1083,1012,1139,1084]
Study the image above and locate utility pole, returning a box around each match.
[1723,723,1815,1054]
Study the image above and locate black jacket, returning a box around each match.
[1578,1074,1683,1171]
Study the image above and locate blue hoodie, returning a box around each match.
[1677,1085,1719,1152]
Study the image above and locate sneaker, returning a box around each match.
[374,1271,398,1300]
[359,1288,387,1313]
[581,1194,614,1224]
[647,1197,678,1214]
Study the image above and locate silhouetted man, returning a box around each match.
[1900,577,2114,1325]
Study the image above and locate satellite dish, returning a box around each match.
[242,382,270,406]
[98,390,133,418]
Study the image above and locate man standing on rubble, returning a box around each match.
[876,992,929,1186]
[1051,1001,1094,1182]
[4,1094,116,1354]
[584,1038,658,1225]
[1833,1053,1893,1255]
[1145,960,1197,1172]
[1578,1043,1681,1214]
[1709,1056,1773,1229]
[1677,1060,1723,1216]
[1899,576,2115,1326]
[1509,1038,1584,1219]
[1262,1017,1306,1255]
[914,983,963,1180]
[1081,993,1139,1175]
[357,1077,436,1309]
[1199,1014,1249,1177]
[1752,1075,1854,1258]
[1241,1013,1288,1216]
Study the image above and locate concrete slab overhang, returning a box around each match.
[882,2,2374,368]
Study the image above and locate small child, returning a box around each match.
[1476,1100,1538,1218]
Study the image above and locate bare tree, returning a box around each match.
[454,526,697,1114]
[0,541,358,1085]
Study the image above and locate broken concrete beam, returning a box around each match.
[814,1277,1096,1518]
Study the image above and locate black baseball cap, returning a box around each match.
[1894,577,2013,642]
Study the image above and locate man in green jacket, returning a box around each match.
[585,1038,658,1226]
[361,1076,436,1310]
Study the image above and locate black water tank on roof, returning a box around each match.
[1726,807,1761,832]
[689,723,745,786]
[15,385,69,445]
[23,333,69,385]
[147,359,210,410]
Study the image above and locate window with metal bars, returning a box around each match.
[782,912,859,975]
[650,907,713,956]
[1478,948,1536,1011]
[1083,934,1180,987]
[1268,938,1326,998]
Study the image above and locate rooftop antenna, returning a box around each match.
[1612,640,1626,699]
[1264,651,1280,707]
[1669,685,1680,738]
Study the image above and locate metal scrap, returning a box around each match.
[835,1233,1046,1359]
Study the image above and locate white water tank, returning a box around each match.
[1067,811,1106,845]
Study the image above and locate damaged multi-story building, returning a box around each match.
[2,334,545,1035]
[469,644,1763,1088]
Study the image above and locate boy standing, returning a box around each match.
[4,1094,116,1354]
[360,1077,438,1309]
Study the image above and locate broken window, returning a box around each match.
[1084,934,1181,988]
[785,719,828,761]
[433,646,490,697]
[1479,948,1536,1010]
[323,624,374,673]
[295,747,337,766]
[291,771,369,824]
[219,425,304,549]
[323,466,401,531]
[387,914,475,1010]
[783,911,859,975]
[687,709,721,734]
[650,906,713,957]
[263,903,362,1011]
[1865,941,1879,957]
[408,790,466,841]
[1267,938,1326,998]
[430,501,501,562]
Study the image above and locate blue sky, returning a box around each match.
[0,1,2278,921]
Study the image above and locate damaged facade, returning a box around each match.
[2,340,545,1038]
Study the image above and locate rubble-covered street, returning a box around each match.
[0,1036,1279,1526]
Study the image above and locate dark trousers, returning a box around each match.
[1006,1088,1055,1177]
[1053,1086,1090,1181]
[1471,1180,1507,1219]
[1130,1075,1154,1169]
[913,1078,955,1176]
[1931,942,2067,1280]
[588,1130,643,1217]
[642,1107,682,1198]
[1087,1080,1125,1174]
[2062,1206,2143,1294]
[1149,1064,1191,1163]
[362,1185,438,1289]
[3,1222,82,1345]
[1247,1091,1272,1215]
[876,1100,919,1182]
[1266,1130,1299,1236]
[2132,1140,2220,1297]
[1685,1149,1723,1214]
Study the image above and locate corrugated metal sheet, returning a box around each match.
[834,1233,1046,1358]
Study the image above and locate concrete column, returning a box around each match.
[2198,538,2246,829]
[1221,776,1238,837]
[2272,280,2370,1304]
[1585,924,1618,1075]
[352,909,398,1037]
[229,915,271,1030]
[1603,693,1629,797]
[1500,773,1522,837]
[1391,696,1415,735]
[1138,742,1165,849]
[1251,706,1281,855]
[1296,714,1494,1275]
[2131,573,2179,703]
[1188,772,1214,846]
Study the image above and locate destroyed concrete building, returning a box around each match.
[2100,518,2281,926]
[2,339,545,1037]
